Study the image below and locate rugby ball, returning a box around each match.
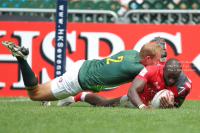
[152,89,174,108]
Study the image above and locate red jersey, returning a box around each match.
[136,65,192,107]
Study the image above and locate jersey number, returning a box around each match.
[106,56,124,64]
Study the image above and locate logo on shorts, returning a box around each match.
[59,77,63,82]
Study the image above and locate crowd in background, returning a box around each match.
[68,0,200,16]
[1,0,200,23]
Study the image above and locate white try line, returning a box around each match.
[0,98,31,102]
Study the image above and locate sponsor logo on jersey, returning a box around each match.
[185,82,191,89]
[139,67,148,77]
[153,82,160,89]
[184,82,192,94]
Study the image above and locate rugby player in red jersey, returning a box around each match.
[128,58,192,109]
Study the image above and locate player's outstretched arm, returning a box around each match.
[85,94,121,107]
[127,78,154,109]
[57,92,122,107]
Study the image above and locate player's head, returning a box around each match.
[139,42,162,66]
[164,58,182,86]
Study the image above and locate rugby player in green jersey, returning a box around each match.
[2,40,162,107]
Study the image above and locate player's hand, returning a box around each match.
[142,105,155,109]
[160,97,174,108]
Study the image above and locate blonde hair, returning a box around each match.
[139,42,162,59]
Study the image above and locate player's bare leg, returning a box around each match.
[57,92,121,107]
[27,81,57,101]
[2,41,57,101]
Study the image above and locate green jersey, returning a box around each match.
[78,50,144,92]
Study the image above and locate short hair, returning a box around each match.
[164,58,182,74]
[139,42,162,59]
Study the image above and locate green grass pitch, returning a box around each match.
[0,97,200,133]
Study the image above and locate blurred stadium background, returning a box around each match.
[1,0,200,23]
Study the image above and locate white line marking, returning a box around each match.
[0,98,31,102]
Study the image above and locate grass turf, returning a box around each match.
[0,97,200,133]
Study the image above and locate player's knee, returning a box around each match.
[28,93,38,101]
[27,89,40,101]
[29,96,37,101]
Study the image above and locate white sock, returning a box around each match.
[80,92,91,102]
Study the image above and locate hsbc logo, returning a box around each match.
[0,28,199,90]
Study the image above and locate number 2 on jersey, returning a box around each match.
[106,56,124,64]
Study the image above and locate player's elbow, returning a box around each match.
[127,89,133,99]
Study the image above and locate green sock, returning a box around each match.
[16,57,38,89]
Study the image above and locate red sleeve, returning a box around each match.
[136,66,156,83]
[184,82,192,95]
[175,73,192,97]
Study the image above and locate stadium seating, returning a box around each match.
[140,1,152,9]
[0,0,200,24]
[69,1,82,9]
[82,1,95,10]
[1,0,200,10]
[107,1,121,12]
[153,1,165,9]
[94,1,109,10]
